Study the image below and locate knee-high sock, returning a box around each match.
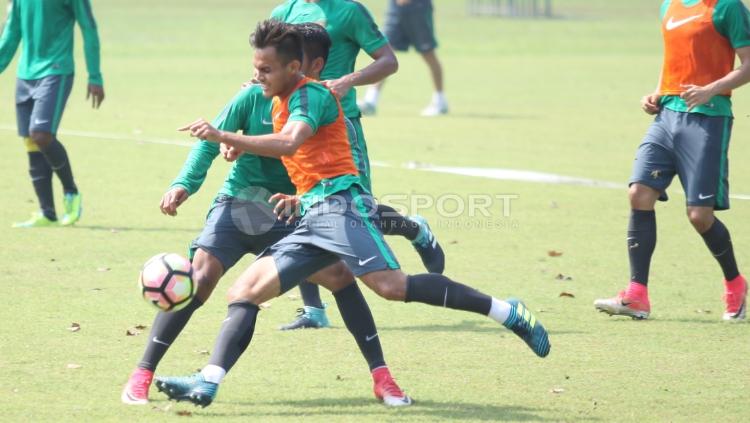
[28,152,56,220]
[377,204,420,240]
[333,283,386,370]
[405,273,492,315]
[207,302,259,373]
[39,139,77,194]
[137,298,204,371]
[299,280,324,309]
[701,218,740,281]
[628,210,656,286]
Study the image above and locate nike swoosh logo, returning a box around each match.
[698,193,715,200]
[152,337,170,346]
[34,119,49,125]
[261,118,273,125]
[365,333,378,342]
[358,256,377,266]
[665,14,702,30]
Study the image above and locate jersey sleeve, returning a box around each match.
[287,84,339,134]
[72,0,103,85]
[0,1,21,75]
[715,0,750,49]
[348,2,388,55]
[170,89,254,193]
[270,3,286,20]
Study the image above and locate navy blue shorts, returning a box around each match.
[16,75,74,136]
[384,1,438,53]
[630,108,732,210]
[261,186,400,294]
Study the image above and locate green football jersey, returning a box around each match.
[0,0,102,84]
[659,0,750,117]
[171,84,296,201]
[271,0,388,118]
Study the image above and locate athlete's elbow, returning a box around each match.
[385,56,399,76]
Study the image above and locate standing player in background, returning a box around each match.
[271,0,445,330]
[359,0,447,117]
[122,22,411,407]
[595,0,750,321]
[0,0,104,227]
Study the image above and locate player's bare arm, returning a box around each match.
[179,118,312,158]
[159,187,189,216]
[324,44,398,99]
[681,46,750,111]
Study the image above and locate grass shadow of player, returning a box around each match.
[74,224,201,233]
[202,397,564,421]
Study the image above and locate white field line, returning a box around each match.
[3,123,749,200]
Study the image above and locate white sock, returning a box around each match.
[432,91,446,106]
[487,297,512,324]
[201,364,227,384]
[364,86,380,105]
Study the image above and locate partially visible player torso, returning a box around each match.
[659,0,750,116]
[6,0,79,79]
[272,77,360,209]
[270,0,388,118]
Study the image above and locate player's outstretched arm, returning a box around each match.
[0,0,21,74]
[179,118,313,158]
[324,44,398,99]
[681,46,750,110]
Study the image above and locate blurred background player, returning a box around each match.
[271,0,444,330]
[0,0,104,227]
[595,0,750,321]
[122,22,410,407]
[359,0,447,116]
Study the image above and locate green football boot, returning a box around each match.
[155,373,218,408]
[12,212,58,228]
[503,298,551,358]
[60,192,82,226]
[279,306,331,330]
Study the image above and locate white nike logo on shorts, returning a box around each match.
[34,119,49,126]
[665,15,702,30]
[698,193,715,200]
[358,256,377,266]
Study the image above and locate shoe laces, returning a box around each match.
[375,374,405,398]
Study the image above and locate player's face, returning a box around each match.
[253,47,301,98]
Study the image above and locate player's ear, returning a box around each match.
[287,59,302,74]
[312,57,325,75]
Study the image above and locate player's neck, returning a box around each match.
[280,73,305,98]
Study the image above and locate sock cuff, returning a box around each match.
[228,301,259,311]
[332,282,358,299]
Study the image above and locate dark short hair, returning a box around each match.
[295,22,331,64]
[250,19,303,65]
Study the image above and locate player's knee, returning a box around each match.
[629,184,657,209]
[30,131,53,149]
[366,271,407,301]
[193,269,220,302]
[687,208,713,233]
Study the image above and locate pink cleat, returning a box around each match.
[372,367,412,407]
[723,275,747,321]
[121,368,154,405]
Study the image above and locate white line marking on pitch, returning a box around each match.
[2,123,749,200]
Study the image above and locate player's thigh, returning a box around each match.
[401,4,438,53]
[191,248,225,301]
[263,240,340,296]
[29,74,74,136]
[675,114,732,210]
[308,260,355,293]
[15,79,35,139]
[358,268,408,301]
[629,113,677,201]
[227,256,283,304]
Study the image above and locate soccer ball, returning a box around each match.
[139,253,194,312]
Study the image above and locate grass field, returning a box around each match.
[1,1,749,421]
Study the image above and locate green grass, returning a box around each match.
[1,0,749,421]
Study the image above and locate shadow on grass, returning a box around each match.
[74,224,201,233]
[199,397,569,421]
[380,319,582,336]
[441,112,541,121]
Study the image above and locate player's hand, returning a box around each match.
[160,187,189,216]
[240,79,258,88]
[680,84,716,111]
[178,118,223,142]
[87,84,105,109]
[640,92,661,115]
[221,143,241,162]
[269,193,301,225]
[322,77,353,99]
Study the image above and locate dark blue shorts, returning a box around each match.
[630,108,732,210]
[189,195,297,272]
[261,186,400,294]
[16,75,74,136]
[384,1,437,53]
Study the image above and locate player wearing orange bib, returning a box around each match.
[596,0,750,321]
[156,19,551,408]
